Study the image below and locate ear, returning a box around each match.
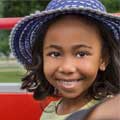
[99,56,109,71]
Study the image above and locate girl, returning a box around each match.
[10,0,120,120]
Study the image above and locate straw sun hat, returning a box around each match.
[10,0,120,66]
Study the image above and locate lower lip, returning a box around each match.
[56,80,81,89]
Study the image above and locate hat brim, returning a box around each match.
[10,8,120,66]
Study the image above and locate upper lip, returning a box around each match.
[55,76,85,81]
[55,78,81,81]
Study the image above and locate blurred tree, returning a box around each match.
[0,30,10,57]
[0,1,3,17]
[2,0,50,17]
[100,0,120,13]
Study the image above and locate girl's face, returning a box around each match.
[43,16,107,99]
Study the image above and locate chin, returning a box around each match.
[60,92,83,99]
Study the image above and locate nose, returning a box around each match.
[58,58,76,74]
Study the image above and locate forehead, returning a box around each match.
[46,15,99,30]
[44,15,102,48]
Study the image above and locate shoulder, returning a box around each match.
[66,95,119,120]
[87,94,120,120]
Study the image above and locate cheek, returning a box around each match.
[43,57,58,81]
[77,61,100,92]
[43,61,55,86]
[43,60,51,78]
[79,59,100,80]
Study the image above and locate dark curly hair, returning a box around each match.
[21,14,120,100]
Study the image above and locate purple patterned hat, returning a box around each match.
[10,0,120,66]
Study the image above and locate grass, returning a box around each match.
[0,70,25,83]
[0,59,26,83]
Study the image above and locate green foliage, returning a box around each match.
[100,0,120,13]
[0,30,10,57]
[2,0,50,17]
[0,1,3,17]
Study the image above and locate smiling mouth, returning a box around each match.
[56,78,85,89]
[56,77,85,82]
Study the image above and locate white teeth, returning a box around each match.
[62,81,74,85]
[60,80,79,83]
[56,78,81,88]
[57,80,79,88]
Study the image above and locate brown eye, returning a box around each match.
[76,51,90,58]
[47,51,61,58]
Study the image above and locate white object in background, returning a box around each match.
[0,83,27,93]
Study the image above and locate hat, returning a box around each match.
[10,0,120,66]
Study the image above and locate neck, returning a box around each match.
[56,94,92,115]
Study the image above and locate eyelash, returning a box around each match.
[47,51,91,58]
[75,51,91,58]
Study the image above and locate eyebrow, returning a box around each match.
[72,44,92,50]
[44,45,62,50]
[44,44,92,50]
